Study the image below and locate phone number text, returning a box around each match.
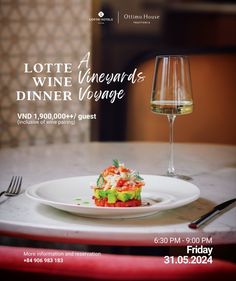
[23,258,64,263]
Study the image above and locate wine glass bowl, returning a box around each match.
[151,55,193,180]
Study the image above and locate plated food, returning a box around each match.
[26,175,200,218]
[92,160,145,207]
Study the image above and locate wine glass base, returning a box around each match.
[164,173,193,181]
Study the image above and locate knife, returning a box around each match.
[188,198,236,229]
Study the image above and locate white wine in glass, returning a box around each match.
[150,56,193,180]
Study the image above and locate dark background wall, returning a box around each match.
[91,0,236,143]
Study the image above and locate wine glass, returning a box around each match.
[150,55,193,180]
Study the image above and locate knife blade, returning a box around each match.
[188,198,236,229]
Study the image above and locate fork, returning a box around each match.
[0,176,22,197]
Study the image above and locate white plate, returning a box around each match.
[26,175,200,219]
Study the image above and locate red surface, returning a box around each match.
[0,246,235,280]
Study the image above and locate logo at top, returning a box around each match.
[89,11,113,24]
[98,11,104,18]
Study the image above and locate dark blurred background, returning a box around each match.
[91,0,236,144]
[1,0,235,147]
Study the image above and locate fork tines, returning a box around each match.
[6,176,22,196]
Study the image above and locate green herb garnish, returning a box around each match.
[113,159,120,168]
[97,174,105,188]
[134,172,144,181]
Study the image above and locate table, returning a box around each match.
[0,142,235,246]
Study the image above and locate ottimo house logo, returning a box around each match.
[122,13,160,25]
[89,11,113,24]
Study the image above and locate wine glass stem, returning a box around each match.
[167,114,176,176]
